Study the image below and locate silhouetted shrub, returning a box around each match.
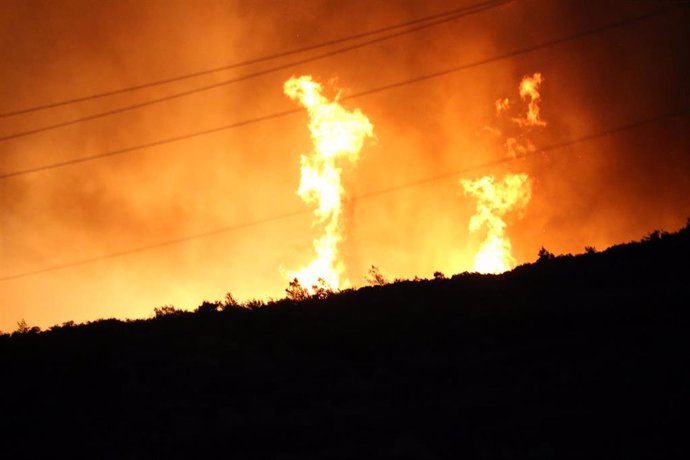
[286,278,310,302]
[451,271,473,280]
[584,246,597,254]
[433,271,445,279]
[642,229,669,242]
[311,278,333,300]
[538,247,555,262]
[13,319,40,336]
[366,265,387,286]
[243,298,265,309]
[154,305,180,318]
[196,301,221,314]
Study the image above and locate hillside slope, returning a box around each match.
[1,224,689,459]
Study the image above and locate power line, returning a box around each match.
[342,7,679,101]
[353,108,690,200]
[1,108,686,282]
[0,0,513,142]
[0,108,303,179]
[0,208,309,282]
[0,0,513,119]
[0,6,675,181]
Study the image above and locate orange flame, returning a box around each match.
[513,72,546,127]
[461,72,546,273]
[495,97,510,115]
[284,75,374,291]
[504,137,535,159]
[461,174,532,274]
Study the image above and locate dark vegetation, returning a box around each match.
[1,222,689,459]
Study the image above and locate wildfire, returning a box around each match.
[505,136,536,159]
[495,97,510,115]
[462,72,547,273]
[284,75,374,291]
[513,72,546,127]
[461,174,532,274]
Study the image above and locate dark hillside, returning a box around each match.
[1,224,689,459]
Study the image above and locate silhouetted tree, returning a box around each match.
[14,319,40,335]
[538,247,555,262]
[585,246,597,255]
[222,292,241,310]
[15,319,29,334]
[433,271,445,280]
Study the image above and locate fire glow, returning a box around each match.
[284,73,545,282]
[1,1,687,334]
[461,174,532,274]
[283,75,374,291]
[461,72,546,274]
[514,72,547,128]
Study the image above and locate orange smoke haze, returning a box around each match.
[0,0,689,331]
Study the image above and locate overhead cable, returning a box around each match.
[0,0,513,119]
[0,6,675,180]
[1,107,686,282]
[0,0,512,141]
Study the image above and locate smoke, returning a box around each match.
[0,0,688,330]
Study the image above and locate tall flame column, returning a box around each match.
[284,76,374,291]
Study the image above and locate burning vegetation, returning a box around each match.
[281,71,544,285]
[461,174,532,273]
[461,72,545,274]
[283,75,374,292]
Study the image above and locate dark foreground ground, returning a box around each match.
[1,224,689,459]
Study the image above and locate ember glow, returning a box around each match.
[283,75,374,291]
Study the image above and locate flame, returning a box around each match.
[284,75,374,291]
[505,137,535,158]
[495,97,510,115]
[461,72,546,274]
[513,72,546,127]
[461,174,532,274]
